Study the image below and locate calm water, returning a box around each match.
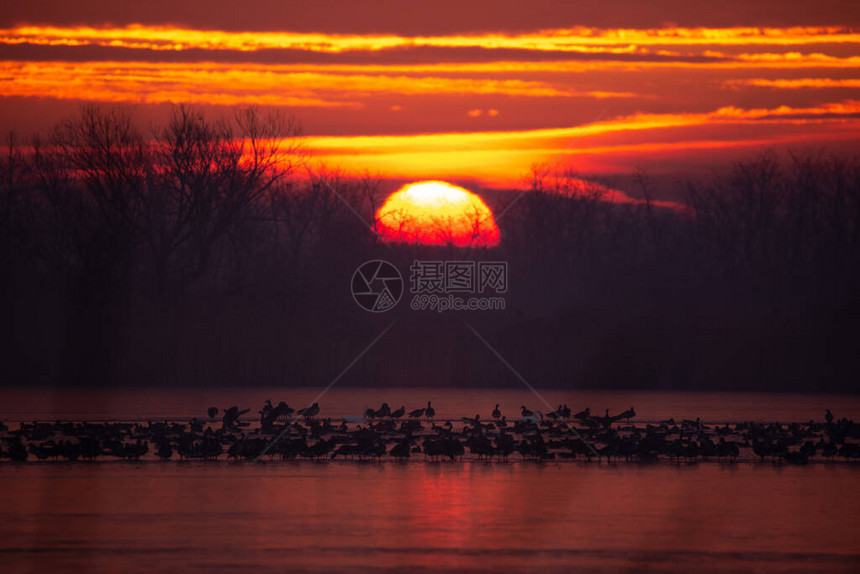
[1,388,858,573]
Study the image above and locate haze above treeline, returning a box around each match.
[1,105,858,392]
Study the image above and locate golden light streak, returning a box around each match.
[241,53,860,71]
[2,55,859,108]
[2,25,858,53]
[725,78,860,88]
[308,101,860,154]
[305,102,860,183]
[0,61,624,105]
[233,52,860,72]
[256,53,860,71]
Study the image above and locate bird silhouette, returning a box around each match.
[574,407,590,420]
[275,401,294,420]
[389,439,411,459]
[12,395,849,466]
[298,403,320,419]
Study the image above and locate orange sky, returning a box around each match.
[0,2,858,187]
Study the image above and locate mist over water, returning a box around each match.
[3,112,859,394]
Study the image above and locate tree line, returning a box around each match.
[1,105,858,391]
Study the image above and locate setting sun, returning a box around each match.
[375,181,501,247]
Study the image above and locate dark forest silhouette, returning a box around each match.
[1,105,858,391]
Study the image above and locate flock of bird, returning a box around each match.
[0,401,857,465]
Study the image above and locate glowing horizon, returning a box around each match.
[303,101,860,184]
[0,16,858,186]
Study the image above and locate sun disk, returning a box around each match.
[375,181,501,247]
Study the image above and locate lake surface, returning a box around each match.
[1,388,858,573]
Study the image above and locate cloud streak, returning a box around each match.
[304,102,860,182]
[3,25,858,54]
[725,78,860,89]
[0,60,650,106]
[0,21,858,184]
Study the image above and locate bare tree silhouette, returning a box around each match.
[0,105,858,391]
